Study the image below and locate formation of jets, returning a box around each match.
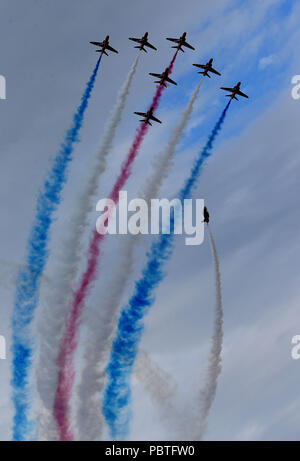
[89,32,248,125]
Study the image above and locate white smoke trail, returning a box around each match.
[194,225,223,440]
[36,55,140,440]
[0,260,26,291]
[134,350,177,407]
[0,260,50,291]
[77,79,203,440]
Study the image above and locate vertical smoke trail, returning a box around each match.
[77,242,135,440]
[53,51,179,441]
[11,57,102,441]
[77,344,177,441]
[36,55,140,440]
[102,101,231,440]
[196,225,223,440]
[77,78,203,440]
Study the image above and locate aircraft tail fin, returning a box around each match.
[225,94,238,100]
[172,45,184,52]
[198,71,210,77]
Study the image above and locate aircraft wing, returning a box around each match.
[129,37,142,43]
[166,37,180,43]
[149,73,162,78]
[106,45,118,53]
[165,76,177,85]
[145,42,157,50]
[134,112,147,117]
[193,64,206,69]
[220,87,234,92]
[236,90,249,98]
[150,114,162,123]
[184,41,195,50]
[90,41,103,46]
[210,67,221,76]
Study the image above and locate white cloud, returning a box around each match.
[259,54,277,70]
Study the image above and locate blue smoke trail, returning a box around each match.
[11,56,102,441]
[102,101,231,440]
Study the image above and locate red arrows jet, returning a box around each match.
[203,206,210,224]
[129,32,157,52]
[149,67,177,87]
[220,82,249,100]
[166,32,195,52]
[193,58,221,78]
[89,35,118,56]
[134,107,162,126]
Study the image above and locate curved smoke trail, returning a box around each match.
[102,101,231,440]
[77,345,177,441]
[196,225,223,440]
[36,55,140,440]
[11,57,102,441]
[77,78,203,440]
[53,51,179,441]
[134,350,177,407]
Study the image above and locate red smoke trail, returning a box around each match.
[53,51,179,441]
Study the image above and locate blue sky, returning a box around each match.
[161,0,296,153]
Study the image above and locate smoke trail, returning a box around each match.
[11,57,102,441]
[77,242,135,440]
[196,225,223,440]
[53,51,179,441]
[77,78,203,440]
[134,350,177,407]
[102,101,231,440]
[0,260,49,292]
[36,55,140,440]
[77,343,177,441]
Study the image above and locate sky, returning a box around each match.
[0,0,300,441]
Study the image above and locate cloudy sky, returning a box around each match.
[0,0,300,441]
